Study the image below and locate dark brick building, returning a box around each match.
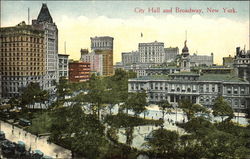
[69,61,90,82]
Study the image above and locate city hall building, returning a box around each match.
[128,42,250,111]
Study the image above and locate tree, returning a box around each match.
[37,90,50,109]
[212,96,234,122]
[125,92,147,116]
[20,82,43,109]
[158,99,173,120]
[202,130,250,159]
[56,77,72,102]
[179,99,209,121]
[8,97,21,110]
[145,128,179,158]
[85,75,106,119]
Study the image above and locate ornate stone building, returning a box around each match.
[32,3,58,92]
[128,43,250,112]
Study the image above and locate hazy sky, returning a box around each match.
[1,1,249,64]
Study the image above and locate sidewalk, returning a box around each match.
[0,120,71,158]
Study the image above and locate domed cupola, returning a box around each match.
[182,40,189,57]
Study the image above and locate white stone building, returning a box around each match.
[164,47,179,62]
[128,44,250,111]
[122,51,140,65]
[58,54,69,78]
[190,53,214,66]
[139,41,165,63]
[32,3,58,92]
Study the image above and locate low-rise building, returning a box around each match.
[128,73,250,111]
[128,44,250,112]
[69,61,90,82]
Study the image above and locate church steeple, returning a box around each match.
[37,3,53,23]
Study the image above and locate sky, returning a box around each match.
[1,1,249,65]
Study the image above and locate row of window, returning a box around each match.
[2,57,44,62]
[130,83,248,95]
[1,42,43,48]
[1,76,42,81]
[0,52,44,57]
[0,36,43,43]
[226,87,246,95]
[1,66,44,71]
[1,72,44,76]
[1,61,44,67]
[1,48,43,52]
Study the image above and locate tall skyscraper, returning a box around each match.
[0,21,45,98]
[32,3,58,92]
[90,36,114,76]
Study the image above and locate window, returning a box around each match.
[200,85,204,93]
[227,87,232,94]
[170,95,174,102]
[234,100,238,107]
[241,88,245,94]
[241,100,245,108]
[234,87,238,94]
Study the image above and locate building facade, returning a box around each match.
[0,21,45,98]
[223,55,234,67]
[139,41,165,63]
[128,73,250,111]
[32,3,58,92]
[80,49,103,75]
[69,61,90,82]
[234,47,250,82]
[164,47,179,62]
[58,54,69,79]
[190,53,214,66]
[122,51,140,65]
[90,36,114,76]
[128,44,250,111]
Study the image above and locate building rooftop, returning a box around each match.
[130,73,248,83]
[130,75,171,81]
[37,3,53,23]
[170,72,199,76]
[199,74,247,82]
